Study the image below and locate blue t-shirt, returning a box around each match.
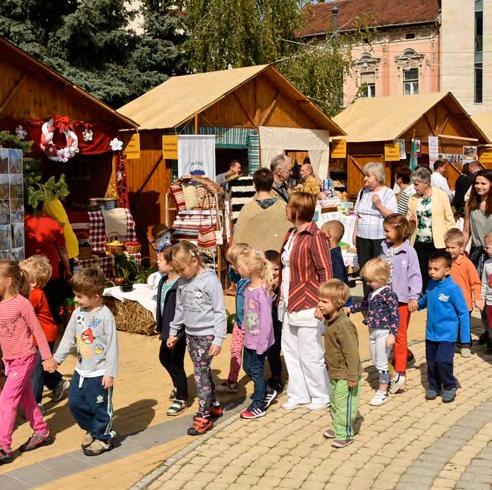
[229,268,250,328]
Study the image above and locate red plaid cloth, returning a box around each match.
[88,209,137,253]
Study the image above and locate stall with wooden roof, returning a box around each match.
[472,111,492,168]
[331,92,489,199]
[118,64,344,250]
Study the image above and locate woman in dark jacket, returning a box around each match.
[155,247,188,416]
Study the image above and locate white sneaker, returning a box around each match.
[282,399,308,410]
[52,379,70,402]
[389,375,406,394]
[369,391,388,406]
[307,401,330,410]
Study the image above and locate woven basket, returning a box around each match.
[104,242,126,255]
[125,244,141,254]
[105,297,156,335]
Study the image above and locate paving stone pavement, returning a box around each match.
[143,340,492,490]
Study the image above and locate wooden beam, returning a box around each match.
[194,113,199,134]
[259,91,279,126]
[0,71,29,113]
[437,114,449,135]
[423,113,435,136]
[232,92,256,126]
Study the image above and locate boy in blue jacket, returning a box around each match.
[418,251,470,403]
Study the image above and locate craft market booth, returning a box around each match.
[331,92,490,199]
[0,36,147,278]
[118,64,345,258]
[471,111,492,168]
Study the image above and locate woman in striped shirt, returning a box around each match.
[279,192,333,411]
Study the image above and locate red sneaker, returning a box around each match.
[19,432,54,452]
[187,415,213,436]
[240,405,266,420]
[209,403,224,419]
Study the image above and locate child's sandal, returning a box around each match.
[166,400,186,416]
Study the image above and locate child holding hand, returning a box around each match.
[216,243,252,393]
[237,249,277,419]
[20,255,68,407]
[348,258,399,406]
[0,260,56,464]
[317,279,361,449]
[380,214,422,394]
[168,241,227,436]
[154,245,188,416]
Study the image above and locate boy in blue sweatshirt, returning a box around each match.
[417,251,470,403]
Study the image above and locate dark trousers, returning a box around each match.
[159,336,188,401]
[68,372,114,442]
[426,340,456,392]
[243,347,267,409]
[356,236,383,296]
[32,342,62,404]
[44,278,65,324]
[266,318,282,382]
[414,241,441,292]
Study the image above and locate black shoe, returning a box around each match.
[407,353,416,367]
[478,332,489,345]
[0,447,13,465]
[268,378,284,394]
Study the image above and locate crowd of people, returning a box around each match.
[1,156,492,466]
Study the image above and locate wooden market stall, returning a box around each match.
[331,92,490,199]
[471,111,492,168]
[118,64,345,253]
[0,36,138,202]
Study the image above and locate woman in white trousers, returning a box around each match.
[279,192,333,410]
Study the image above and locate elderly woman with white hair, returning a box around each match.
[407,166,455,291]
[353,162,398,294]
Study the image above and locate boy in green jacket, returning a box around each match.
[316,279,362,448]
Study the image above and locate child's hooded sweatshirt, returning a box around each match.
[169,269,227,347]
[418,275,470,343]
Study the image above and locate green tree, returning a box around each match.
[183,0,301,72]
[0,0,186,107]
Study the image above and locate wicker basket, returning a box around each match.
[105,297,156,335]
[104,242,126,255]
[125,244,141,254]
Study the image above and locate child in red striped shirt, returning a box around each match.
[0,260,57,465]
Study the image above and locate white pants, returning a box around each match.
[369,328,390,384]
[281,314,330,405]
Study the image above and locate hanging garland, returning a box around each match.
[114,151,129,208]
[40,116,79,163]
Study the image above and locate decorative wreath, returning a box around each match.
[40,116,79,163]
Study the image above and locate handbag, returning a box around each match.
[197,194,217,249]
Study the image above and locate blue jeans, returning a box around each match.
[243,347,267,409]
[32,342,62,404]
[426,340,456,392]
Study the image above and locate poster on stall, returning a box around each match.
[398,139,406,160]
[463,145,478,164]
[0,148,25,260]
[428,136,439,168]
[384,142,401,161]
[177,135,216,178]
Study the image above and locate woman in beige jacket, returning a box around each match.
[407,166,455,290]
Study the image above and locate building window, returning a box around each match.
[405,33,416,40]
[360,72,376,97]
[403,68,419,95]
[475,0,483,103]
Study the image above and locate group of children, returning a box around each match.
[0,209,490,460]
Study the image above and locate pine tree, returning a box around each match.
[0,0,186,107]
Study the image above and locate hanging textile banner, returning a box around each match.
[428,136,439,167]
[124,133,140,160]
[384,142,400,161]
[331,139,347,159]
[177,135,216,178]
[162,135,178,159]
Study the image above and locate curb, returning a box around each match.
[131,408,244,489]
